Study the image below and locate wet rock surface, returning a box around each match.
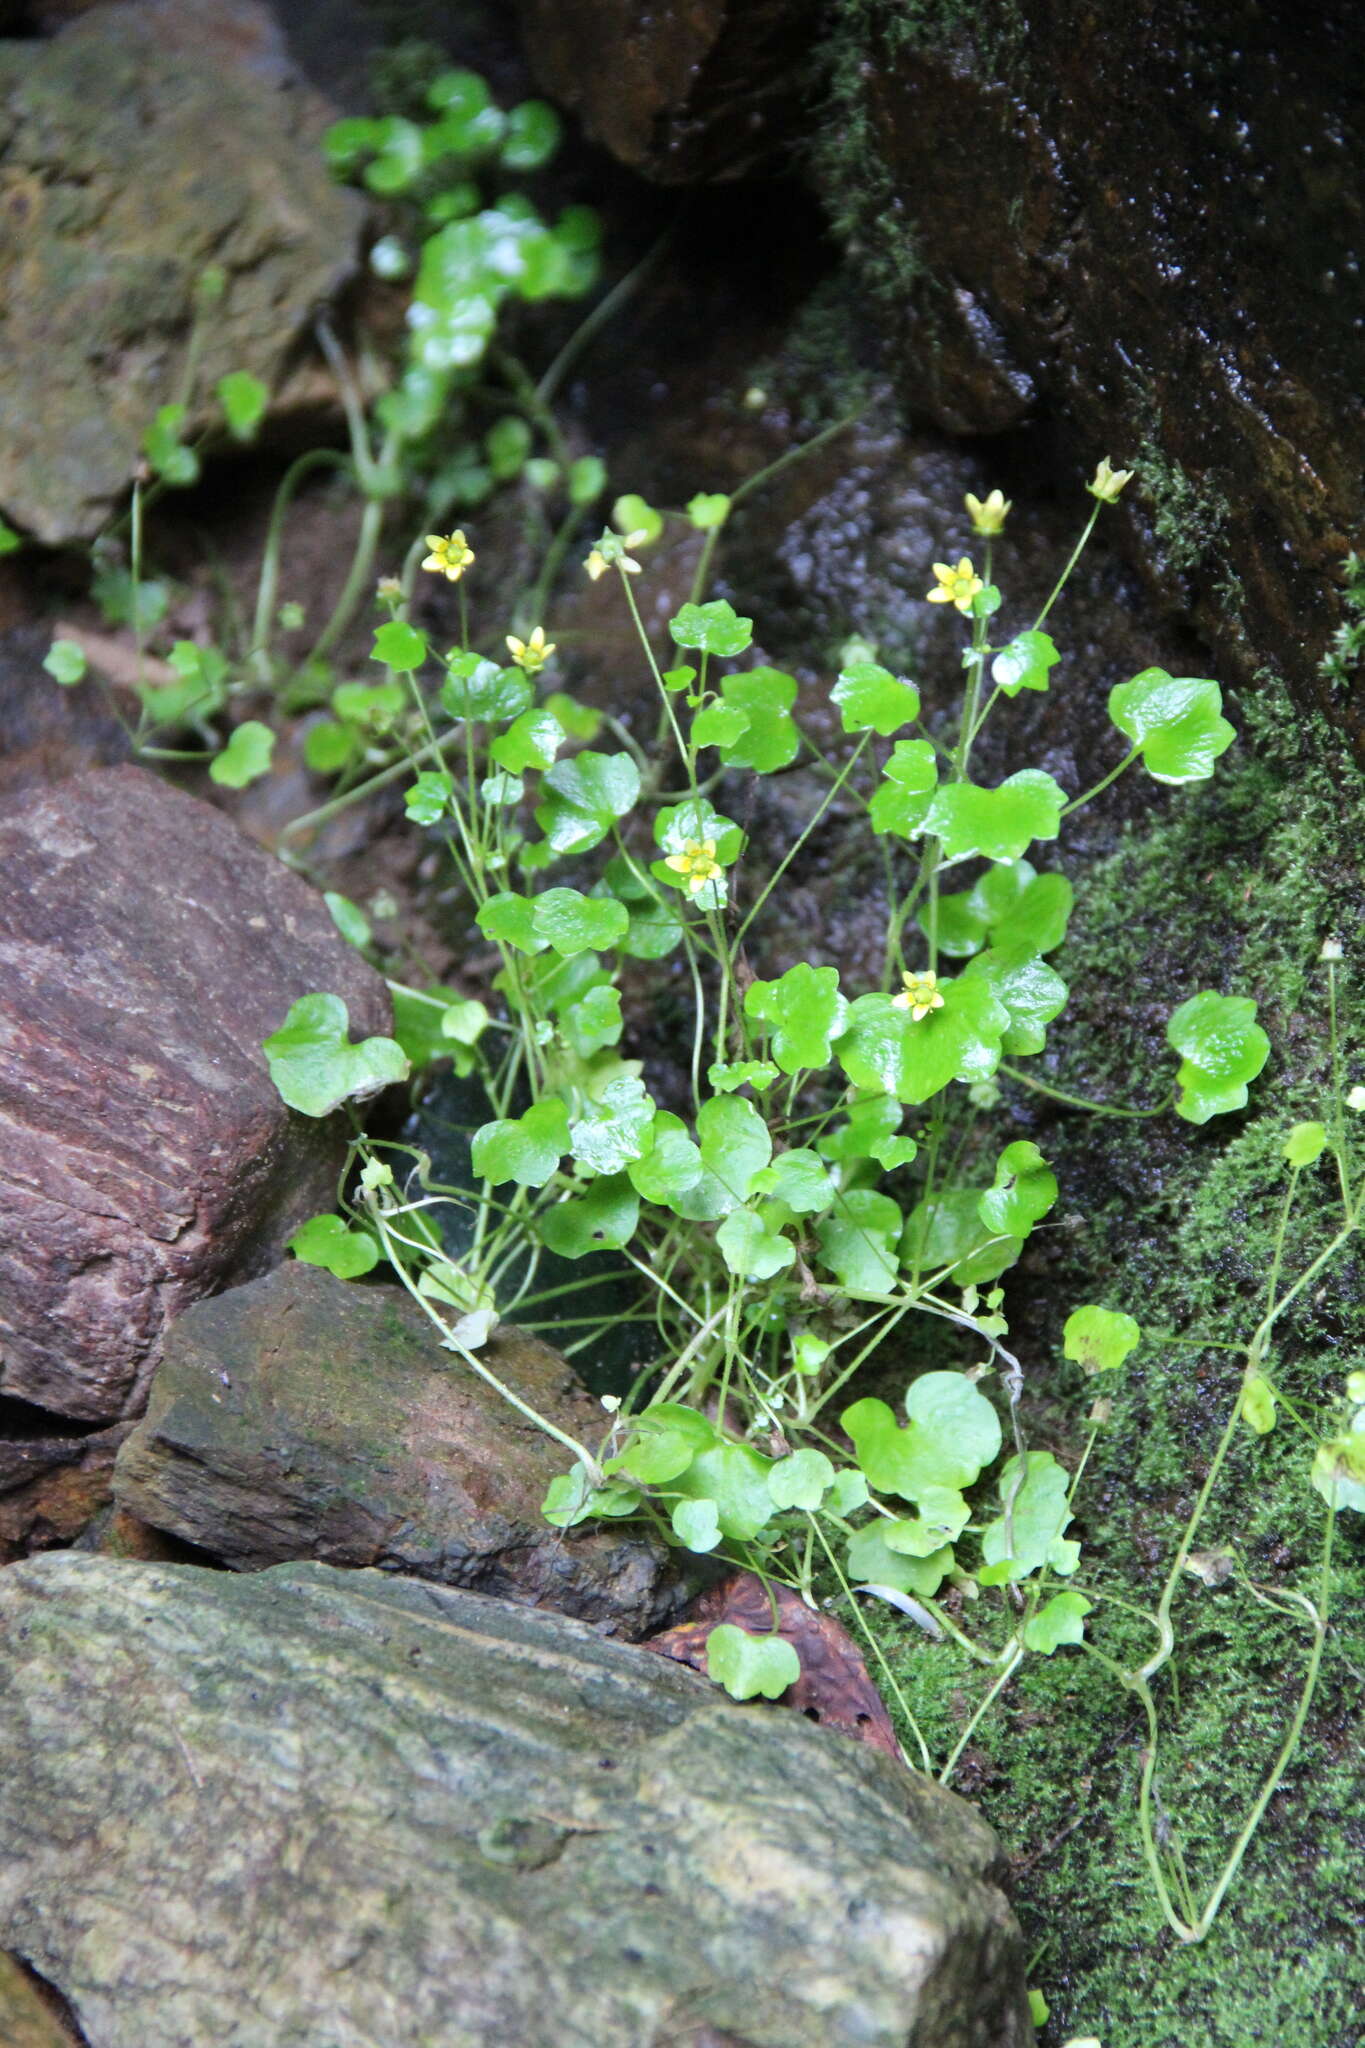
[0,1553,1033,2048]
[523,1,1364,744]
[515,0,819,182]
[0,765,391,1422]
[115,1261,682,1635]
[0,0,365,544]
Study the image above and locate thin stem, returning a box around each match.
[999,1065,1174,1119]
[1060,744,1141,819]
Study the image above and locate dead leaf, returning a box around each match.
[644,1571,903,1761]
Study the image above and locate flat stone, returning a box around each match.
[0,1554,1033,2047]
[0,765,391,1421]
[0,0,364,544]
[115,1261,682,1636]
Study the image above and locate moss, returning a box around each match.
[810,0,1026,306]
[1320,551,1365,696]
[857,673,1365,2044]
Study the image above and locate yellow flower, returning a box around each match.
[1088,457,1134,504]
[506,626,555,674]
[965,488,1011,536]
[584,533,642,580]
[664,837,722,895]
[926,557,984,612]
[892,969,946,1021]
[421,530,475,581]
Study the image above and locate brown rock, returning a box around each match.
[824,2,1365,744]
[0,0,365,545]
[515,0,820,181]
[0,765,392,1422]
[0,1420,130,1562]
[0,1954,86,2048]
[115,1260,683,1636]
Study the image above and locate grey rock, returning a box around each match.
[0,765,391,1421]
[115,1261,683,1636]
[0,1553,1034,2048]
[0,0,364,544]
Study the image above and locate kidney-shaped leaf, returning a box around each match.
[1108,669,1235,784]
[263,994,409,1117]
[1167,991,1269,1123]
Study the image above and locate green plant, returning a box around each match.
[38,64,602,784]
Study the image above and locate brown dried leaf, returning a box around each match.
[644,1571,903,1761]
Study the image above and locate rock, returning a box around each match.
[0,1416,130,1562]
[818,3,1365,743]
[115,1261,682,1636]
[0,1554,1033,2047]
[515,0,821,182]
[0,765,392,1422]
[0,1953,85,2048]
[0,0,365,545]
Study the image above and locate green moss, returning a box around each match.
[1321,551,1365,695]
[857,674,1365,2044]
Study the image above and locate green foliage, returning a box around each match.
[263,995,408,1117]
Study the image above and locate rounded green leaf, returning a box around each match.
[716,1207,795,1281]
[561,985,622,1057]
[472,1098,570,1186]
[612,493,663,545]
[846,1523,952,1597]
[371,620,427,672]
[964,945,1069,1055]
[842,1375,1001,1503]
[627,1112,704,1205]
[717,668,799,772]
[835,979,1009,1105]
[686,492,731,530]
[671,1498,722,1552]
[881,1487,970,1555]
[209,720,274,789]
[262,993,409,1118]
[708,1059,779,1094]
[324,891,371,950]
[705,1624,799,1701]
[1167,991,1270,1123]
[692,702,751,750]
[216,370,268,441]
[673,1443,774,1541]
[1284,1121,1329,1167]
[869,740,938,837]
[1062,1305,1140,1374]
[917,769,1066,863]
[43,639,87,685]
[1108,668,1236,783]
[569,1074,655,1175]
[745,962,848,1074]
[754,1147,835,1215]
[905,1186,1021,1285]
[289,1213,380,1279]
[536,750,641,853]
[667,600,753,657]
[980,1451,1078,1582]
[767,1449,836,1512]
[929,862,1074,960]
[991,630,1059,697]
[501,98,561,170]
[831,661,921,737]
[532,888,629,957]
[440,656,532,723]
[476,892,548,955]
[696,1094,772,1204]
[405,770,455,824]
[492,707,564,774]
[1241,1374,1277,1434]
[539,1173,639,1258]
[815,1189,902,1297]
[1023,1589,1092,1654]
[977,1139,1057,1237]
